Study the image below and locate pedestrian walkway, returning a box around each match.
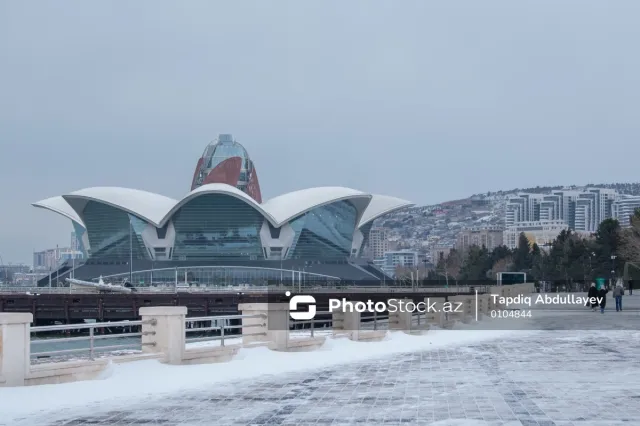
[6,295,640,425]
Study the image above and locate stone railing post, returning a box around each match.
[389,298,412,331]
[488,286,503,309]
[238,303,289,351]
[343,310,361,341]
[477,294,490,317]
[139,306,187,365]
[331,310,345,336]
[424,297,445,328]
[448,295,472,323]
[0,313,33,387]
[238,303,270,345]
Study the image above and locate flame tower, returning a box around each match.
[190,134,262,203]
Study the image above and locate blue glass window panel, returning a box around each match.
[81,201,150,260]
[286,200,357,259]
[171,194,265,260]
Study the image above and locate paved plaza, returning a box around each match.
[7,294,640,426]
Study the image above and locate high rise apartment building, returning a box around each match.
[367,227,389,259]
[506,188,621,233]
[612,195,640,227]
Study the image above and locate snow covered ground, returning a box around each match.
[1,323,520,425]
[3,297,640,425]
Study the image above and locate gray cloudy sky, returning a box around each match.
[1,0,639,264]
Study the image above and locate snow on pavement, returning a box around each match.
[0,324,522,423]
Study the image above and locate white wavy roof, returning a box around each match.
[358,194,414,228]
[158,183,277,226]
[32,196,85,226]
[35,185,411,230]
[62,187,177,226]
[262,187,372,226]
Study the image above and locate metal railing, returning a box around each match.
[1,284,491,295]
[184,313,267,347]
[30,320,157,362]
[291,310,393,337]
[361,311,390,331]
[289,310,333,338]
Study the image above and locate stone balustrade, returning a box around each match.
[2,288,529,387]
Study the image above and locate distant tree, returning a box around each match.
[513,233,532,271]
[530,243,543,280]
[491,245,512,263]
[444,249,463,284]
[459,245,491,283]
[593,218,622,277]
[531,243,541,258]
[490,256,512,279]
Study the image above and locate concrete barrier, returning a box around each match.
[181,345,240,365]
[26,359,110,386]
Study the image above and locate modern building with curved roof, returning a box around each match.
[33,135,413,286]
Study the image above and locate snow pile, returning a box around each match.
[0,327,525,421]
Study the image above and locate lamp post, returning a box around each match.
[611,254,617,285]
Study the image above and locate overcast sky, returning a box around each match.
[1,0,639,264]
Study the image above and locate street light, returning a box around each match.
[611,254,617,282]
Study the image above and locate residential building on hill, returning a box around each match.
[506,188,620,233]
[456,226,504,252]
[503,220,569,249]
[612,195,640,227]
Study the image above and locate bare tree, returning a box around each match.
[445,250,462,284]
[619,218,640,265]
[490,256,512,278]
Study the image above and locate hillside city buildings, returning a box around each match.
[505,188,639,232]
[503,188,640,249]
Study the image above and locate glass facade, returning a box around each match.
[286,200,358,259]
[171,194,265,261]
[82,201,150,260]
[72,221,89,257]
[207,142,249,171]
[358,222,374,257]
